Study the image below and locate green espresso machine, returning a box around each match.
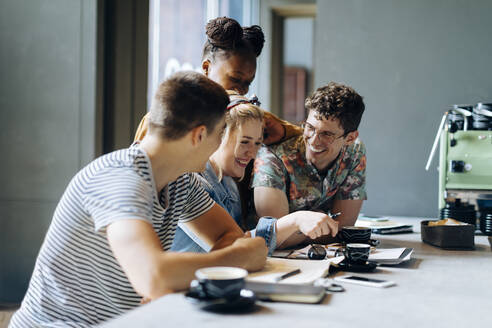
[426,103,492,230]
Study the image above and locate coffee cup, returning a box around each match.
[343,243,371,264]
[195,266,248,299]
[338,226,372,244]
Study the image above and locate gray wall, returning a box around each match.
[284,18,313,68]
[313,0,492,217]
[0,0,148,303]
[0,0,98,302]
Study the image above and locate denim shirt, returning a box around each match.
[171,161,277,255]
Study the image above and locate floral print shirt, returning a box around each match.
[251,135,367,213]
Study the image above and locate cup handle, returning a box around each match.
[195,280,210,299]
[369,239,380,247]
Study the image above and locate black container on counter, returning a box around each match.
[421,220,475,250]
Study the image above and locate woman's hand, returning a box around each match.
[263,115,286,145]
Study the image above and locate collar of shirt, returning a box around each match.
[295,136,348,184]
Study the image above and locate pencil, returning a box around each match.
[275,268,301,282]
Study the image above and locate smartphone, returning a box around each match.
[333,275,395,288]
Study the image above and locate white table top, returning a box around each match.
[100,217,492,328]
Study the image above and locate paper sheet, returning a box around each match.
[246,256,344,285]
[356,219,412,229]
[369,247,407,260]
[369,247,413,264]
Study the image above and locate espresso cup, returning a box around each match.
[195,266,248,299]
[339,226,372,244]
[344,243,371,264]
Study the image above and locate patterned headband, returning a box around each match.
[226,94,261,111]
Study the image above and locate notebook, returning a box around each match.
[245,281,326,304]
[356,216,414,234]
[246,257,343,285]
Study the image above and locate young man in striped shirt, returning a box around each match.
[10,71,268,327]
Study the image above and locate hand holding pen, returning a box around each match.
[295,211,341,240]
[330,212,342,220]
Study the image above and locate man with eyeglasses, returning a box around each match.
[252,82,366,247]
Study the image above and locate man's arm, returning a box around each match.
[254,186,338,249]
[107,219,267,301]
[331,199,363,227]
[180,202,245,251]
[254,186,289,218]
[284,199,363,245]
[253,186,304,247]
[325,140,366,229]
[261,198,363,247]
[307,199,363,244]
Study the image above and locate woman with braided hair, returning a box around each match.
[134,16,300,144]
[201,16,263,96]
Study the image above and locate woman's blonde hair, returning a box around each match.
[212,92,264,181]
[225,93,264,133]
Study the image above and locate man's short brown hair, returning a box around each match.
[305,82,365,133]
[148,71,229,140]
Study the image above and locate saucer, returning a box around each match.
[185,288,256,313]
[331,259,378,273]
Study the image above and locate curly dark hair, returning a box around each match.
[305,82,365,133]
[202,17,265,62]
[148,71,229,140]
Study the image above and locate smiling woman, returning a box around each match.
[170,94,277,254]
[211,94,264,180]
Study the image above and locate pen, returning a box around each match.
[296,212,342,235]
[330,212,342,219]
[275,269,301,282]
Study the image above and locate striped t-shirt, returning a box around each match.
[9,144,214,327]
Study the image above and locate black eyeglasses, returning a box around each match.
[308,244,327,260]
[301,122,347,145]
